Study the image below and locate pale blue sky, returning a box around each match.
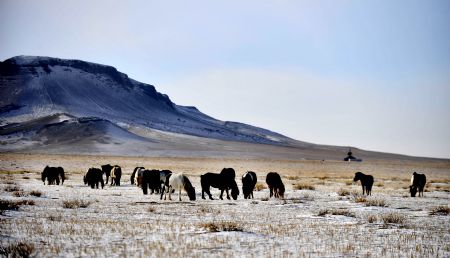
[1,1,449,158]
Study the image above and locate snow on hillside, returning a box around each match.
[0,55,305,147]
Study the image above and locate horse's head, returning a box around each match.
[410,185,417,197]
[353,172,362,182]
[187,186,196,201]
[231,181,240,200]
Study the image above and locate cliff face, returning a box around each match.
[0,55,304,147]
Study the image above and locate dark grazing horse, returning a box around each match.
[410,172,426,197]
[242,171,257,199]
[110,165,122,186]
[266,172,285,198]
[41,166,65,185]
[201,168,239,200]
[353,172,374,195]
[141,170,161,195]
[84,168,104,189]
[101,164,113,184]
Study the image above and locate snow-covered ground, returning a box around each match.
[1,154,449,257]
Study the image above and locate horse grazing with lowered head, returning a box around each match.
[353,172,374,195]
[201,168,239,200]
[84,168,104,189]
[266,172,285,198]
[141,170,162,195]
[410,172,426,197]
[130,166,145,186]
[101,164,113,184]
[42,166,65,185]
[162,173,196,201]
[242,171,257,199]
[110,165,122,186]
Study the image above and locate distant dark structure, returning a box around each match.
[344,148,362,162]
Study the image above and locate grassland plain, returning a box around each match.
[0,153,449,257]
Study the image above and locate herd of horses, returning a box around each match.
[41,165,428,200]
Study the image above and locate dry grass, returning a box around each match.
[0,199,35,215]
[200,221,244,232]
[381,212,406,224]
[365,214,378,223]
[29,190,42,197]
[354,196,367,203]
[0,241,35,257]
[286,175,300,180]
[337,188,351,196]
[429,205,449,216]
[3,185,21,192]
[0,154,449,257]
[254,183,266,191]
[318,208,355,217]
[148,206,156,213]
[364,198,387,207]
[293,182,315,190]
[12,190,28,197]
[62,199,91,209]
[375,182,384,187]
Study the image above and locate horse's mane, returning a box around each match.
[182,174,193,190]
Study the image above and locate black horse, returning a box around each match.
[84,168,104,189]
[201,168,239,200]
[42,166,65,185]
[242,171,257,199]
[101,164,113,184]
[353,172,374,195]
[266,172,285,198]
[410,172,426,197]
[141,170,161,195]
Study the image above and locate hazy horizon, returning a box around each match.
[1,1,449,159]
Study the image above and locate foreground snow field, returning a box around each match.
[1,154,449,257]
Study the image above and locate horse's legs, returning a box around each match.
[269,187,273,198]
[202,188,206,199]
[179,188,182,201]
[160,185,165,200]
[169,186,172,201]
[225,188,231,200]
[219,189,224,200]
